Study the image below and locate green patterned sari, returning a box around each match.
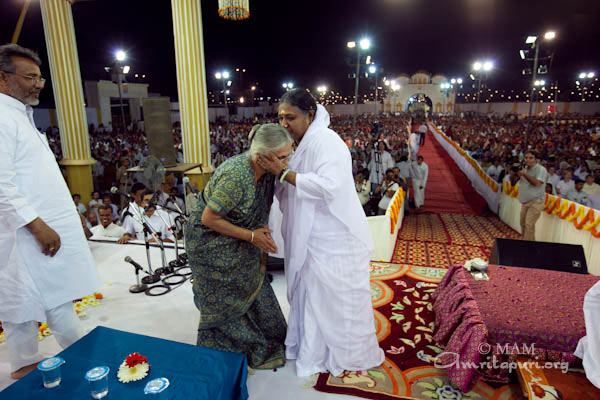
[184,153,286,369]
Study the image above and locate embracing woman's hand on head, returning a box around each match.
[257,153,285,176]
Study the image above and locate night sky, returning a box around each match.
[2,0,599,106]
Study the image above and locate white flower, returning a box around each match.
[117,361,150,383]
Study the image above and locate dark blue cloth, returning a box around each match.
[0,326,248,400]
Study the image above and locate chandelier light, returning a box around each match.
[218,0,250,21]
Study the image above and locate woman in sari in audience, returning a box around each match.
[185,123,293,369]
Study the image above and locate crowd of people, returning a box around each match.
[433,114,600,206]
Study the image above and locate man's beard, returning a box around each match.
[26,96,40,106]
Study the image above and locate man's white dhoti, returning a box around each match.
[411,161,429,208]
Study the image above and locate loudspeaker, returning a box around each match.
[142,97,177,167]
[489,238,588,274]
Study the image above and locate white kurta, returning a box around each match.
[411,161,429,208]
[122,204,175,242]
[367,150,394,186]
[575,281,600,389]
[0,94,99,323]
[277,104,384,377]
[409,133,420,160]
[90,223,126,239]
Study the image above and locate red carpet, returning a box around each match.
[413,131,488,215]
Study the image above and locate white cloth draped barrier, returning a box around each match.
[367,188,405,262]
[499,193,600,275]
[428,123,500,213]
[426,122,600,276]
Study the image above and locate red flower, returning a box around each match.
[531,384,545,398]
[125,352,149,368]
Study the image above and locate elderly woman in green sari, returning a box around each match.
[185,123,292,369]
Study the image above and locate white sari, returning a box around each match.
[277,104,384,376]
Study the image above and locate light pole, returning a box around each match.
[472,60,493,115]
[526,31,556,119]
[316,85,327,102]
[368,64,379,114]
[215,70,231,124]
[113,50,130,131]
[348,38,371,132]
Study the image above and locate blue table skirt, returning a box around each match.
[0,326,248,400]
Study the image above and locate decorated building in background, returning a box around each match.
[383,71,456,114]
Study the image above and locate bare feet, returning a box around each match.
[10,363,38,379]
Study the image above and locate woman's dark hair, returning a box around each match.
[280,88,317,115]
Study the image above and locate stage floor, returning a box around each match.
[0,242,364,399]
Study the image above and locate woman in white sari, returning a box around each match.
[258,89,384,377]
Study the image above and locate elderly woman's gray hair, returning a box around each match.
[248,123,292,157]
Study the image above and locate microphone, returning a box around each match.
[144,190,160,213]
[125,256,149,294]
[110,186,131,199]
[182,176,198,195]
[124,256,144,272]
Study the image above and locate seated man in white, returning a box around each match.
[566,179,591,206]
[556,169,575,197]
[376,169,399,215]
[90,205,125,239]
[118,190,175,244]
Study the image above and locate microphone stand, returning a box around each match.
[153,208,175,274]
[129,208,162,284]
[128,261,148,294]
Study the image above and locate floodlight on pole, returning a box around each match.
[579,72,587,79]
[520,50,526,60]
[544,31,556,40]
[215,72,222,79]
[347,41,356,48]
[588,72,595,79]
[368,65,376,74]
[473,61,482,71]
[483,61,493,71]
[115,50,126,61]
[222,71,230,79]
[457,78,463,84]
[122,65,130,74]
[359,38,371,50]
[525,36,537,44]
[450,79,456,84]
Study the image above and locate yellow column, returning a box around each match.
[40,0,94,205]
[171,0,213,191]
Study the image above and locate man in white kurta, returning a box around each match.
[411,156,429,208]
[367,141,394,190]
[276,104,384,377]
[90,205,126,239]
[0,44,99,378]
[120,192,175,243]
[409,131,420,161]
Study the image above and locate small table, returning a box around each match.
[1,326,248,400]
[432,264,600,392]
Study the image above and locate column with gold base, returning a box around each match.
[171,0,213,192]
[40,0,94,205]
[60,160,95,205]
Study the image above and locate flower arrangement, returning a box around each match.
[118,352,150,383]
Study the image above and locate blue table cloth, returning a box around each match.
[0,326,248,400]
